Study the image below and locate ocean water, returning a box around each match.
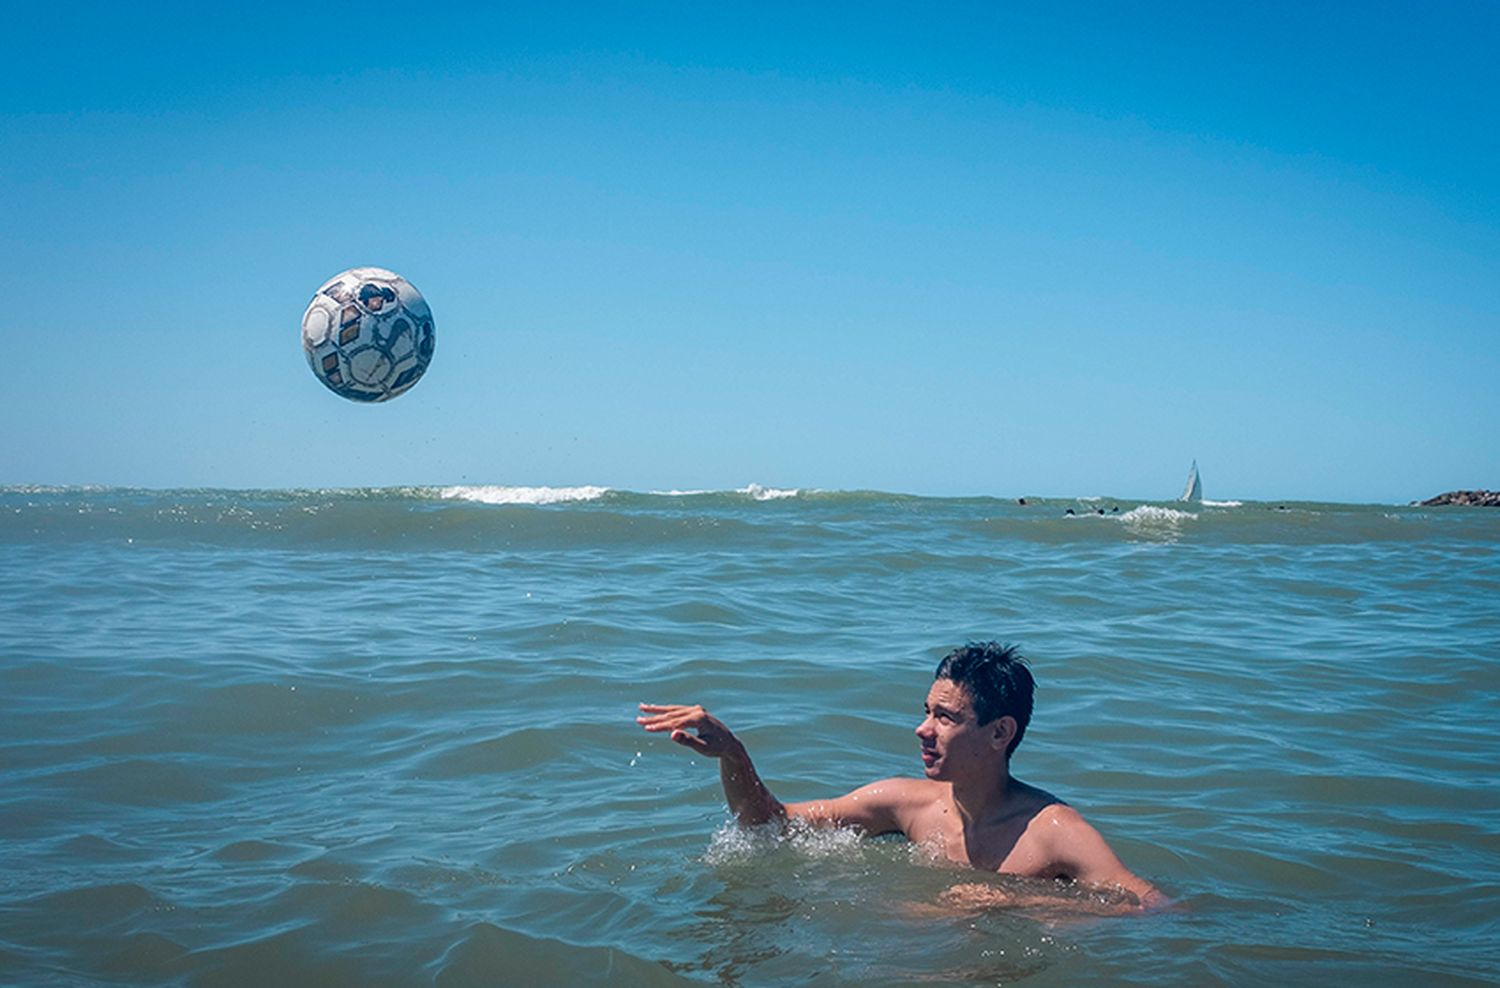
[2,485,1497,987]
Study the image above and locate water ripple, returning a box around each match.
[2,489,1498,984]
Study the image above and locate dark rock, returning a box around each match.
[1416,490,1500,507]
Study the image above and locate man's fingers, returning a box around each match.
[636,703,712,734]
[636,703,729,758]
[637,711,698,732]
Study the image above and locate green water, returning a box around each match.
[1,487,1497,985]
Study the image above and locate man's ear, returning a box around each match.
[990,715,1017,752]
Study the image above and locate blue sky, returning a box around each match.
[3,2,1496,502]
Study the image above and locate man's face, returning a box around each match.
[915,678,1007,781]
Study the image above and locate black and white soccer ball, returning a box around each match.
[301,267,435,402]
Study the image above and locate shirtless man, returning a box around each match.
[638,641,1163,911]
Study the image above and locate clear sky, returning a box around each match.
[4,2,1496,502]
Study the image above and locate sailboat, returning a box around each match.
[1178,460,1202,503]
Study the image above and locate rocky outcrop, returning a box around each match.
[1416,490,1500,507]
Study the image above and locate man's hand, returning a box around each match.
[636,703,745,758]
[936,880,1152,918]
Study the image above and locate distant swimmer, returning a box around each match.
[1017,498,1027,506]
[1065,508,1076,516]
[638,642,1165,913]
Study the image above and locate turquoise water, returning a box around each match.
[2,485,1497,986]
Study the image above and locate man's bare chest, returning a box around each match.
[907,806,1062,877]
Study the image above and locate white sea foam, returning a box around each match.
[648,486,802,499]
[439,485,610,505]
[1201,499,1243,507]
[702,818,865,866]
[1118,505,1197,542]
[740,484,800,501]
[1119,505,1196,524]
[3,484,110,494]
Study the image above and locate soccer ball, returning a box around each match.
[301,267,435,402]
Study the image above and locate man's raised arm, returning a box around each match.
[636,703,786,825]
[636,703,910,834]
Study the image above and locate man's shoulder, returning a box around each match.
[1030,801,1083,827]
[1021,800,1111,851]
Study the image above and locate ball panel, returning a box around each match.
[337,305,363,345]
[347,345,393,386]
[357,281,398,314]
[301,301,333,346]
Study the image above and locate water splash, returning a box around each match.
[702,819,866,866]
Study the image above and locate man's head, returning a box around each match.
[929,641,1034,759]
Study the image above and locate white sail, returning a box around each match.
[1179,460,1202,502]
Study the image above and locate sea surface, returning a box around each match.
[2,485,1497,987]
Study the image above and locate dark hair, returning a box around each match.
[933,641,1034,757]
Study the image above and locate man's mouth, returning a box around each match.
[920,749,938,767]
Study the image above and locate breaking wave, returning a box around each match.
[438,485,610,505]
[739,484,801,501]
[1117,504,1197,542]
